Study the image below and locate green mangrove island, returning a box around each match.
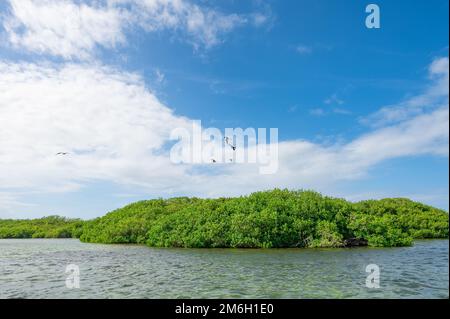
[0,189,448,248]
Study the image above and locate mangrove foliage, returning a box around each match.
[79,189,449,248]
[1,190,448,248]
[0,216,84,239]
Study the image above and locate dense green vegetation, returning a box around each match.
[1,190,448,248]
[0,216,84,239]
[80,189,448,248]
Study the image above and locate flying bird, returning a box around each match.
[56,152,69,156]
[224,137,236,151]
[211,159,217,163]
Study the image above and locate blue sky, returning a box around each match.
[0,0,448,219]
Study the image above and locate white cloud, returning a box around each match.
[0,62,193,193]
[1,0,271,59]
[0,57,448,217]
[345,106,448,163]
[0,2,446,218]
[363,57,449,127]
[191,104,448,198]
[3,0,128,60]
[113,0,250,49]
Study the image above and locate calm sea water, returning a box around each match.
[0,239,448,299]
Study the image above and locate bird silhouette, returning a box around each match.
[56,152,69,156]
[211,159,217,163]
[224,137,236,151]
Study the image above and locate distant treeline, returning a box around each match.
[1,190,448,248]
[0,216,84,239]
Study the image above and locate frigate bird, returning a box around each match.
[224,137,236,151]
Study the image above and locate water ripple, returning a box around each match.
[0,239,448,299]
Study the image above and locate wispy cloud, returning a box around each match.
[0,192,36,218]
[295,44,312,55]
[2,0,128,60]
[155,68,166,85]
[361,57,449,127]
[332,108,352,115]
[309,108,327,116]
[294,43,333,56]
[0,2,448,216]
[1,0,273,59]
[178,72,270,95]
[309,107,351,116]
[0,57,448,216]
[324,93,344,105]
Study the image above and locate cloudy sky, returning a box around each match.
[0,0,448,219]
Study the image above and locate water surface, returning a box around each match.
[0,239,448,298]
